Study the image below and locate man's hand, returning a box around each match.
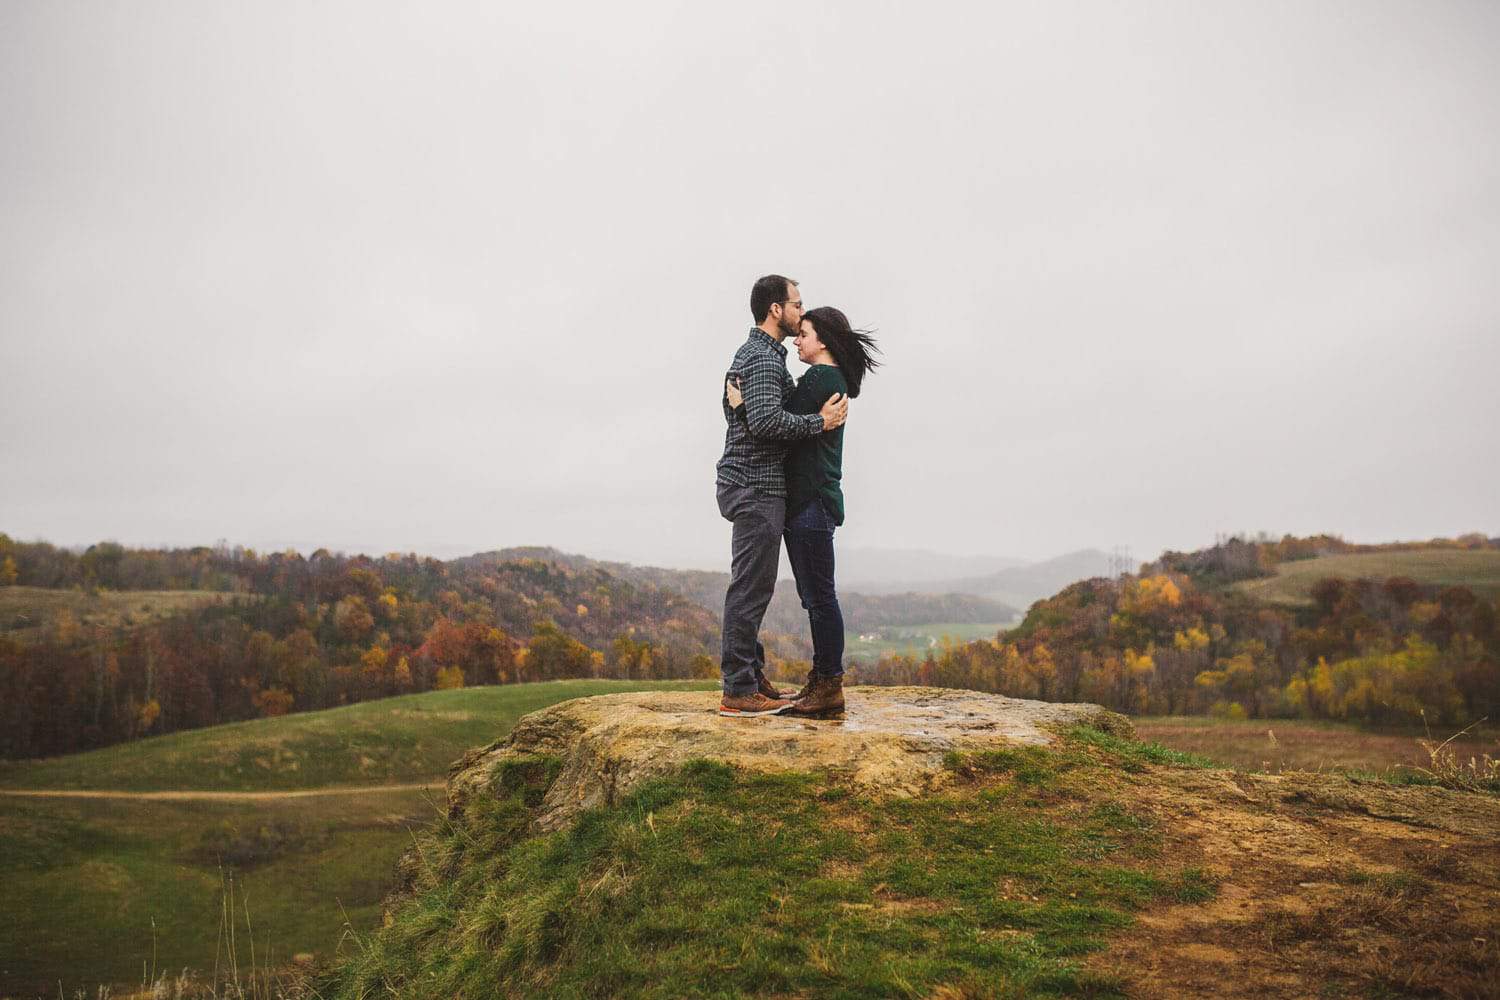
[819,393,849,431]
[725,376,743,410]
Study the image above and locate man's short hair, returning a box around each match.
[750,274,798,324]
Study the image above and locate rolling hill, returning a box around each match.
[893,548,1117,609]
[472,546,1021,634]
[1230,548,1500,605]
[0,680,717,997]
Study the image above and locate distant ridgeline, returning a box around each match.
[565,552,1019,637]
[5,531,1495,759]
[0,536,1012,760]
[0,536,723,759]
[861,533,1500,727]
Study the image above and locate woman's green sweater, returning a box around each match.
[783,364,848,525]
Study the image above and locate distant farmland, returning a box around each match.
[844,621,1016,662]
[1231,549,1500,606]
[0,585,240,642]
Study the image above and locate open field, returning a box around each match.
[843,621,1015,661]
[1231,549,1500,606]
[0,680,716,997]
[0,787,434,997]
[5,681,1496,997]
[1133,715,1500,778]
[0,586,238,643]
[0,679,716,792]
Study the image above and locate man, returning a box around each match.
[715,274,847,717]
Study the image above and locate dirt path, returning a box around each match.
[0,782,443,801]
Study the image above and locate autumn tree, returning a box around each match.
[526,620,600,681]
[334,596,375,643]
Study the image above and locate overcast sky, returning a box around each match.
[2,1,1497,572]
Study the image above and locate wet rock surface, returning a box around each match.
[446,686,1130,830]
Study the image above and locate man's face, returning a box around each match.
[772,286,803,339]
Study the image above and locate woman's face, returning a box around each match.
[795,319,826,364]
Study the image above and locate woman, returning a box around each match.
[727,306,880,716]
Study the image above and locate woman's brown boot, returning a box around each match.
[789,674,845,717]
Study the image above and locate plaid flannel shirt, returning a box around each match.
[715,327,824,497]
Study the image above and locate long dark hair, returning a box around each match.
[802,306,881,398]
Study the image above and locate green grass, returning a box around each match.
[0,680,717,792]
[0,680,718,997]
[0,787,437,997]
[1231,549,1500,605]
[1061,726,1217,771]
[0,585,236,643]
[315,728,1217,999]
[844,621,1017,661]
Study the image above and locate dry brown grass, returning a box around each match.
[1085,762,1500,999]
[1249,867,1500,999]
[1134,715,1500,778]
[1418,718,1500,794]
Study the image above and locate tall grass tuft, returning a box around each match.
[113,869,309,1000]
[1416,711,1500,793]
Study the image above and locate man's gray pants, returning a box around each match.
[717,481,785,697]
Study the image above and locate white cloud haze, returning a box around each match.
[2,0,1497,570]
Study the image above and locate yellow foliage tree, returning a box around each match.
[1173,626,1210,652]
[1124,648,1156,676]
[360,645,389,680]
[435,664,466,690]
[1023,643,1056,699]
[1122,574,1183,614]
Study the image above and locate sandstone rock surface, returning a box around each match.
[446,686,1130,831]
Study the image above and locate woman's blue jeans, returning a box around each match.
[784,500,844,677]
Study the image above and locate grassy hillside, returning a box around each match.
[0,585,235,643]
[1230,549,1500,605]
[0,680,715,793]
[314,732,1218,999]
[0,680,717,997]
[0,786,433,997]
[310,727,1500,1000]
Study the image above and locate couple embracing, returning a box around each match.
[714,274,880,719]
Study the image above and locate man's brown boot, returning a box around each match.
[719,691,794,718]
[756,670,787,701]
[789,674,845,717]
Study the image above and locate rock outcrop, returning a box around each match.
[446,686,1130,831]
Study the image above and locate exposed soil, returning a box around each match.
[1086,767,1500,999]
